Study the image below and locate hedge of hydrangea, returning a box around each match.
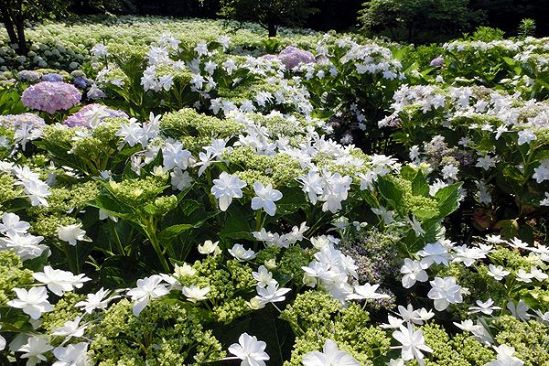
[0,17,547,366]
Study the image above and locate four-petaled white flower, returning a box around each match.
[517,130,536,145]
[162,140,192,171]
[52,316,87,341]
[251,182,283,216]
[507,300,530,321]
[18,336,53,366]
[33,266,90,296]
[174,263,196,277]
[533,159,549,183]
[252,265,276,287]
[0,212,30,236]
[453,320,492,344]
[229,243,256,261]
[400,259,429,289]
[347,283,390,301]
[57,224,87,246]
[75,288,111,314]
[198,240,221,256]
[396,304,434,325]
[441,164,459,181]
[211,172,246,211]
[302,339,359,366]
[170,168,193,191]
[8,287,53,320]
[427,276,463,311]
[468,298,501,315]
[392,323,433,364]
[228,333,270,366]
[91,43,108,57]
[418,242,450,267]
[52,342,90,366]
[181,285,210,303]
[476,155,496,171]
[486,345,524,366]
[299,171,324,204]
[487,264,510,281]
[255,282,291,306]
[127,275,170,316]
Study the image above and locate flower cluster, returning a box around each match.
[21,81,81,114]
[63,104,127,128]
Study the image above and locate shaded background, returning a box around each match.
[69,0,549,37]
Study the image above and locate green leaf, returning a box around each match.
[435,183,462,218]
[158,224,194,242]
[92,193,134,217]
[180,199,201,216]
[219,205,253,241]
[377,176,404,210]
[99,256,149,288]
[411,171,429,196]
[275,188,308,216]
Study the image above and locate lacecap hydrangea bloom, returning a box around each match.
[64,104,128,128]
[278,46,316,70]
[0,113,46,129]
[21,81,81,114]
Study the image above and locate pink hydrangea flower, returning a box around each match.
[64,104,128,128]
[21,81,82,114]
[277,46,316,70]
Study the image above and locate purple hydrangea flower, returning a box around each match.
[64,103,128,128]
[21,81,82,114]
[73,76,88,89]
[0,113,46,129]
[277,46,315,70]
[430,56,444,67]
[41,73,64,82]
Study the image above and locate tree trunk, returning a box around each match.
[407,23,414,43]
[0,9,19,47]
[267,21,277,37]
[14,13,28,55]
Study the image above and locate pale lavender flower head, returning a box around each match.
[278,46,315,70]
[22,81,81,114]
[41,73,64,82]
[17,70,41,83]
[0,113,46,129]
[430,56,444,67]
[259,54,279,62]
[64,103,128,128]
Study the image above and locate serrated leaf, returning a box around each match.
[377,176,404,211]
[411,171,429,196]
[435,183,461,217]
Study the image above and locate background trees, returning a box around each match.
[358,0,484,43]
[217,0,318,37]
[0,0,67,54]
[1,0,548,52]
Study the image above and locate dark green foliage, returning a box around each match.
[358,0,485,43]
[218,0,319,36]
